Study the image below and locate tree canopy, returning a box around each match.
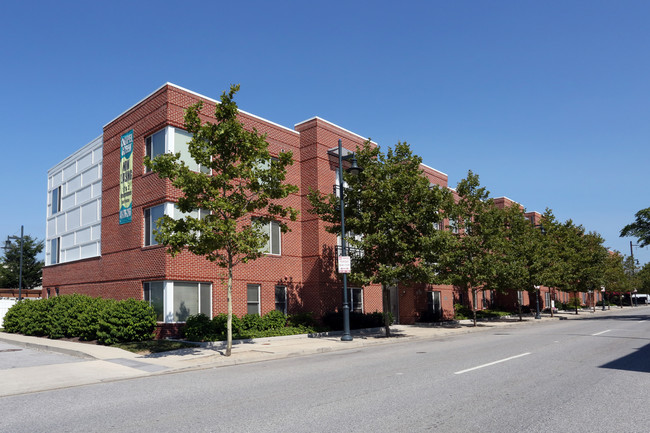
[0,235,44,289]
[145,85,299,355]
[620,207,650,247]
[438,170,507,325]
[308,141,451,333]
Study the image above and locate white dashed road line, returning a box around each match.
[454,352,531,375]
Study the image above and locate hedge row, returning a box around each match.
[183,310,318,342]
[2,294,156,345]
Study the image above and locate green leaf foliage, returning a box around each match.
[620,207,650,247]
[144,85,299,356]
[2,295,156,344]
[0,234,44,289]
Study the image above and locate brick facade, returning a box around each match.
[42,83,542,332]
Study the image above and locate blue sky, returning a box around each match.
[1,0,648,265]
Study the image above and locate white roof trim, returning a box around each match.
[104,83,298,135]
[295,116,376,144]
[494,196,521,205]
[420,163,448,177]
[48,135,103,173]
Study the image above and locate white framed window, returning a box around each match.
[247,284,261,315]
[145,129,167,172]
[50,237,60,265]
[143,281,211,323]
[255,220,281,255]
[144,204,165,246]
[173,128,211,174]
[347,287,363,313]
[275,285,287,314]
[517,290,524,305]
[51,186,61,215]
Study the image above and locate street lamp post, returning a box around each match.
[3,226,24,301]
[534,285,541,319]
[330,139,363,342]
[601,287,606,311]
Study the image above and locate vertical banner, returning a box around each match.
[119,130,134,224]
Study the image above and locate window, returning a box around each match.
[247,284,260,315]
[256,220,281,255]
[50,237,60,265]
[517,290,524,305]
[51,186,61,215]
[347,287,363,313]
[144,204,165,246]
[143,281,211,323]
[143,281,164,322]
[174,129,211,174]
[275,285,287,314]
[145,129,166,172]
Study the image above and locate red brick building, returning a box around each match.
[43,83,547,330]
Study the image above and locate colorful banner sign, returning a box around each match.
[119,130,134,224]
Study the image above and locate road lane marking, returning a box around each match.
[454,352,531,375]
[639,320,647,323]
[592,330,611,336]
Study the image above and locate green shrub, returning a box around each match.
[453,303,471,320]
[96,299,156,345]
[78,297,111,341]
[240,314,262,332]
[261,310,287,330]
[287,312,317,328]
[183,313,215,342]
[2,299,34,334]
[49,294,95,338]
[19,298,53,336]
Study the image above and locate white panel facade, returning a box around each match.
[46,136,103,266]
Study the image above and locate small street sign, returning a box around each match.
[338,256,351,274]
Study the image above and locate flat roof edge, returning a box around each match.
[48,135,103,174]
[420,163,448,178]
[294,116,376,144]
[103,83,298,135]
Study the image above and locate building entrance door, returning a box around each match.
[427,291,442,321]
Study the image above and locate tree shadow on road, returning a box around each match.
[600,342,650,373]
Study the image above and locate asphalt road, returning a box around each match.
[2,308,649,433]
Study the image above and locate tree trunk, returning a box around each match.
[382,284,392,337]
[471,289,477,327]
[518,299,522,321]
[226,264,233,357]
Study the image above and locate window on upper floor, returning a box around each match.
[50,237,60,265]
[144,204,166,246]
[255,219,281,255]
[51,186,61,215]
[145,129,166,172]
[174,128,211,174]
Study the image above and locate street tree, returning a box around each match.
[494,204,549,320]
[145,85,299,356]
[544,215,607,314]
[439,171,505,326]
[603,251,630,308]
[308,141,451,335]
[636,262,650,293]
[0,235,44,289]
[620,207,650,247]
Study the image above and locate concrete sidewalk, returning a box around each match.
[0,306,640,397]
